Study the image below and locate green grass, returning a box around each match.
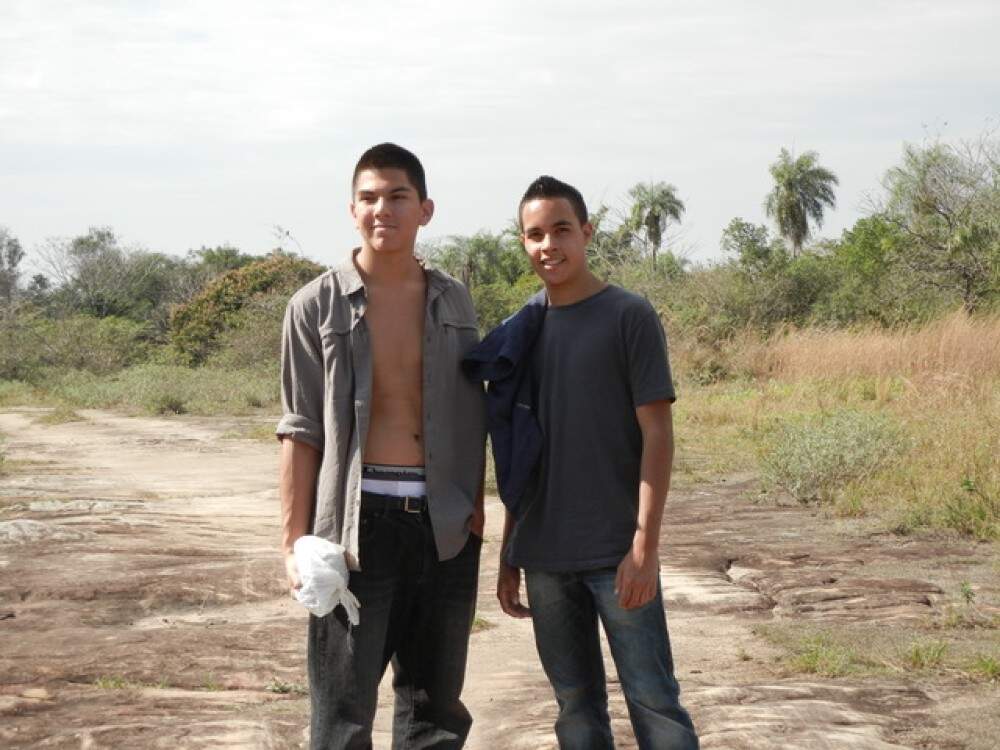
[264,677,307,695]
[756,622,1000,681]
[35,405,87,425]
[471,616,496,633]
[786,633,869,677]
[902,639,949,670]
[222,422,280,442]
[969,654,1000,681]
[2,364,280,417]
[93,675,133,690]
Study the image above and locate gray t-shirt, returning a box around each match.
[507,284,676,572]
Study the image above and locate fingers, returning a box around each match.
[497,568,531,618]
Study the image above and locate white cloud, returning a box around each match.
[2,0,998,266]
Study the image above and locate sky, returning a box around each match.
[2,0,999,272]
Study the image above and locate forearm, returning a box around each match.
[279,437,321,554]
[634,412,674,556]
[500,508,516,564]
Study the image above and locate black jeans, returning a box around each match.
[308,503,482,750]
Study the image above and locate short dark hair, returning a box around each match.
[352,143,427,201]
[518,175,589,228]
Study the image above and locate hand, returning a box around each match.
[470,506,485,538]
[614,544,659,610]
[497,562,531,618]
[284,549,302,596]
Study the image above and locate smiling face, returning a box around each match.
[350,167,434,256]
[520,197,594,290]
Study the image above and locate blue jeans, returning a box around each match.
[524,568,699,750]
[308,504,482,749]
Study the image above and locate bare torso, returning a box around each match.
[362,273,426,467]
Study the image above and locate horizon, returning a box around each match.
[2,1,998,274]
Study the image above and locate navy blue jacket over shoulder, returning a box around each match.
[461,292,546,518]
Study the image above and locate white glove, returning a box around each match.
[292,535,360,625]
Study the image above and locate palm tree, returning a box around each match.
[764,149,839,257]
[628,182,685,262]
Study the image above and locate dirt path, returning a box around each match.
[1,409,996,749]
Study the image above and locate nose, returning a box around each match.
[374,196,391,217]
[539,233,555,253]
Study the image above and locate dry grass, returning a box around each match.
[673,311,1000,538]
[740,309,1000,384]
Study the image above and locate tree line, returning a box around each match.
[1,134,998,383]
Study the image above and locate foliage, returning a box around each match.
[168,252,325,365]
[0,312,149,379]
[0,226,25,311]
[39,364,278,416]
[758,410,905,503]
[627,182,685,261]
[764,148,839,256]
[205,293,288,369]
[37,227,186,327]
[882,137,1000,312]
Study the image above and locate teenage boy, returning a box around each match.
[495,176,699,749]
[276,143,486,749]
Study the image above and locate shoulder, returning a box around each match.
[600,285,658,321]
[427,267,478,323]
[286,269,336,311]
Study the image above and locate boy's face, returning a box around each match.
[350,168,433,255]
[520,197,593,289]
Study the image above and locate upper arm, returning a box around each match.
[275,291,326,451]
[635,400,673,443]
[626,307,676,408]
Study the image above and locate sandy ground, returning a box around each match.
[1,408,997,749]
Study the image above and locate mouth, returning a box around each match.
[540,258,564,270]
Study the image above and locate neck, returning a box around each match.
[354,245,422,283]
[545,271,605,307]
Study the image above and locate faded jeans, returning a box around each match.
[524,568,699,750]
[308,503,481,750]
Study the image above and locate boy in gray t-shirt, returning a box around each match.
[497,176,699,749]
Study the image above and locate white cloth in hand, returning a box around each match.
[293,535,360,624]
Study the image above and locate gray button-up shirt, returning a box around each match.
[276,255,486,570]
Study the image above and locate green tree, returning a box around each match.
[0,226,25,312]
[627,182,685,262]
[720,217,787,275]
[764,149,839,257]
[882,138,1000,312]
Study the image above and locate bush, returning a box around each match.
[169,253,325,365]
[206,293,288,369]
[758,410,905,503]
[41,364,279,416]
[0,312,150,379]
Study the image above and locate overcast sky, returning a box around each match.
[2,0,998,271]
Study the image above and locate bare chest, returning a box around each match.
[365,288,425,387]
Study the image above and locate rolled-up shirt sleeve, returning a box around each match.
[276,293,325,452]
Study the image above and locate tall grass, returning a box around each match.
[31,364,279,416]
[741,309,1000,383]
[674,311,1000,539]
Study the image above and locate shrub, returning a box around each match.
[0,312,149,379]
[758,410,905,503]
[206,293,288,369]
[42,364,279,416]
[168,253,325,365]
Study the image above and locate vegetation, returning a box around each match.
[764,148,839,256]
[627,181,685,262]
[0,132,997,542]
[757,410,905,504]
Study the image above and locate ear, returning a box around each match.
[419,198,435,226]
[349,201,357,221]
[582,221,594,243]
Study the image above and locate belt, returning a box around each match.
[361,491,428,514]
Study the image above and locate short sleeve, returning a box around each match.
[275,294,325,451]
[625,307,677,407]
